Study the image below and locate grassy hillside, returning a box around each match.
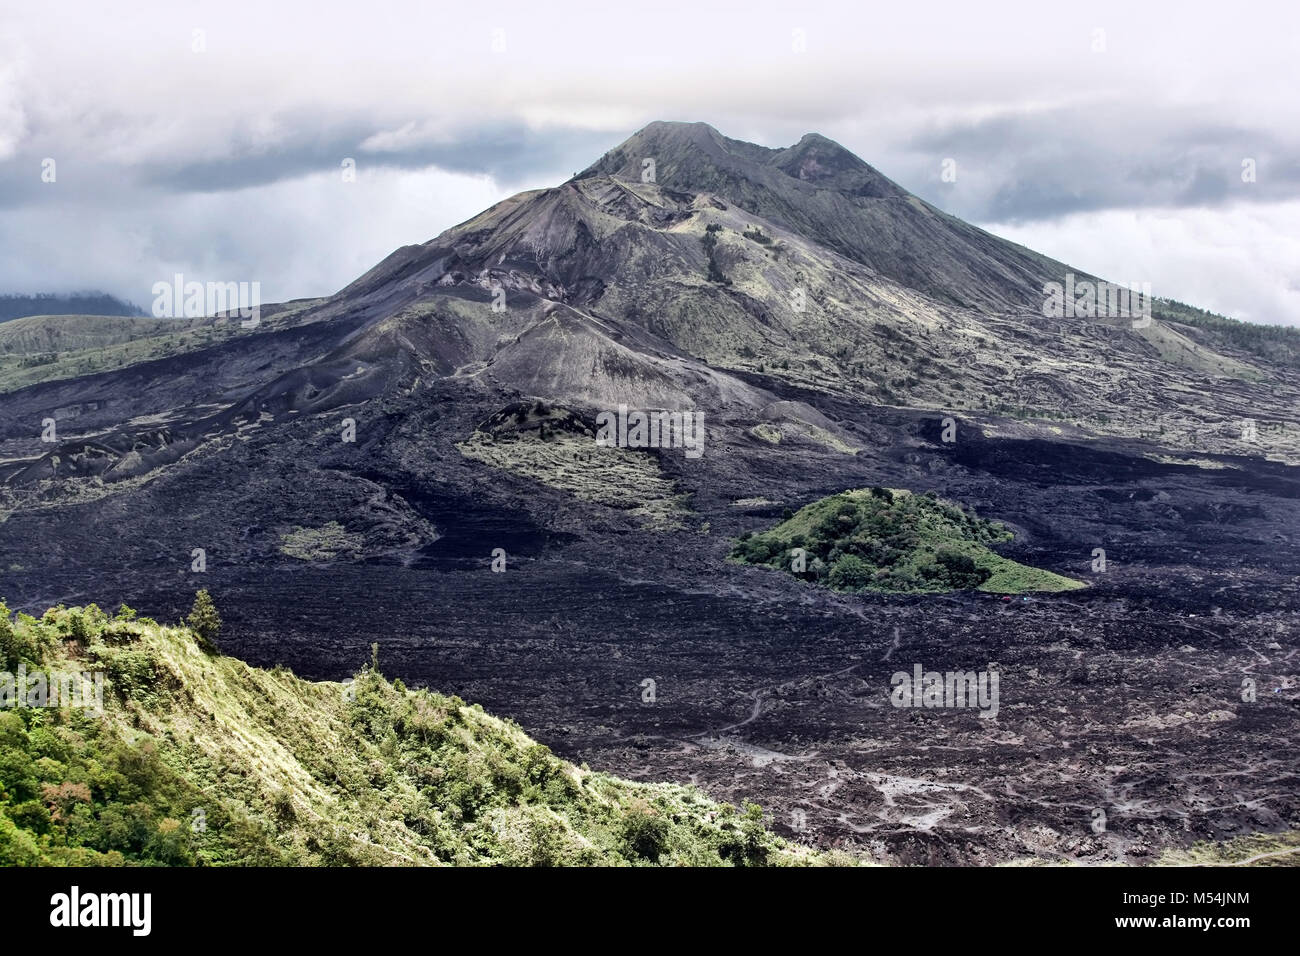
[0,315,180,354]
[0,601,826,867]
[731,488,1084,594]
[0,301,325,393]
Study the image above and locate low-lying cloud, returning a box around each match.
[1,0,1296,324]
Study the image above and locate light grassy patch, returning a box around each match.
[1157,830,1300,867]
[280,521,365,561]
[1146,454,1233,470]
[1135,321,1259,380]
[0,301,324,394]
[458,431,690,530]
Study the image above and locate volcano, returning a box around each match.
[2,121,1298,864]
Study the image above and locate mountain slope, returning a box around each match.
[4,122,1297,476]
[2,120,1297,576]
[299,121,1299,460]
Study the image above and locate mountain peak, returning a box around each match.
[773,131,888,192]
[580,121,902,200]
[795,131,839,146]
[635,119,723,137]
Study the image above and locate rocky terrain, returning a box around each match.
[1,121,1297,865]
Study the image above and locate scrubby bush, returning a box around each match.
[933,548,992,589]
[101,649,159,702]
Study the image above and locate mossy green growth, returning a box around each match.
[0,601,833,867]
[730,488,1084,594]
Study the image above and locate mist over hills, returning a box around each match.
[0,292,145,324]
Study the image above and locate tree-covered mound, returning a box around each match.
[0,601,831,867]
[730,488,1084,594]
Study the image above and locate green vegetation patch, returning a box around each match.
[730,488,1084,594]
[0,301,324,394]
[1155,297,1300,370]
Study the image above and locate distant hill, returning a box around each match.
[0,314,181,355]
[0,292,145,323]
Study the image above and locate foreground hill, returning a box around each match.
[0,603,825,866]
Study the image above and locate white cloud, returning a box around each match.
[0,165,510,305]
[985,201,1300,327]
[1,0,1297,324]
[0,41,29,161]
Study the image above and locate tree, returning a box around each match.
[739,802,771,866]
[933,549,992,589]
[186,590,221,652]
[828,554,872,591]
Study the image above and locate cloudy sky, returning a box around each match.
[1,0,1297,324]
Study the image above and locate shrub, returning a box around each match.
[933,549,992,589]
[103,649,160,702]
[621,808,669,862]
